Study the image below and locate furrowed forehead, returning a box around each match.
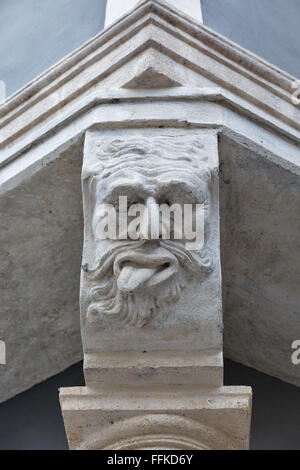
[82,136,211,196]
[94,137,208,179]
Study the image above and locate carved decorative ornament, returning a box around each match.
[82,137,214,327]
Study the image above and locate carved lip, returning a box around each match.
[113,248,179,292]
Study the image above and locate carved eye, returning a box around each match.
[161,200,171,206]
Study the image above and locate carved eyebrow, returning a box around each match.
[158,179,206,200]
[100,181,150,203]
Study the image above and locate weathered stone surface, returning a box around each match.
[84,350,224,389]
[60,122,252,449]
[0,140,83,401]
[0,0,299,404]
[80,130,222,353]
[220,135,300,386]
[60,386,252,450]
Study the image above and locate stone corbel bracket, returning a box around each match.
[0,0,299,410]
[61,125,252,450]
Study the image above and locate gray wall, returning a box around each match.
[0,0,107,97]
[202,0,300,77]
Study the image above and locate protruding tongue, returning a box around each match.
[117,264,157,293]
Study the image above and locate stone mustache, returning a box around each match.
[81,137,214,328]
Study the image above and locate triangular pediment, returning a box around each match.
[0,0,298,170]
[123,67,181,88]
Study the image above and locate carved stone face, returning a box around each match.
[82,138,213,327]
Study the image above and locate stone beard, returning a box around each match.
[82,137,214,328]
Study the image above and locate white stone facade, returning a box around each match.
[61,128,252,449]
[0,1,299,447]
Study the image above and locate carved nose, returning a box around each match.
[140,196,161,240]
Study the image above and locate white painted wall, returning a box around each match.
[105,0,203,27]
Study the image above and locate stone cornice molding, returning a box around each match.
[1,86,299,197]
[0,0,299,180]
[0,0,295,116]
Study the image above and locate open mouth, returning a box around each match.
[113,247,179,293]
